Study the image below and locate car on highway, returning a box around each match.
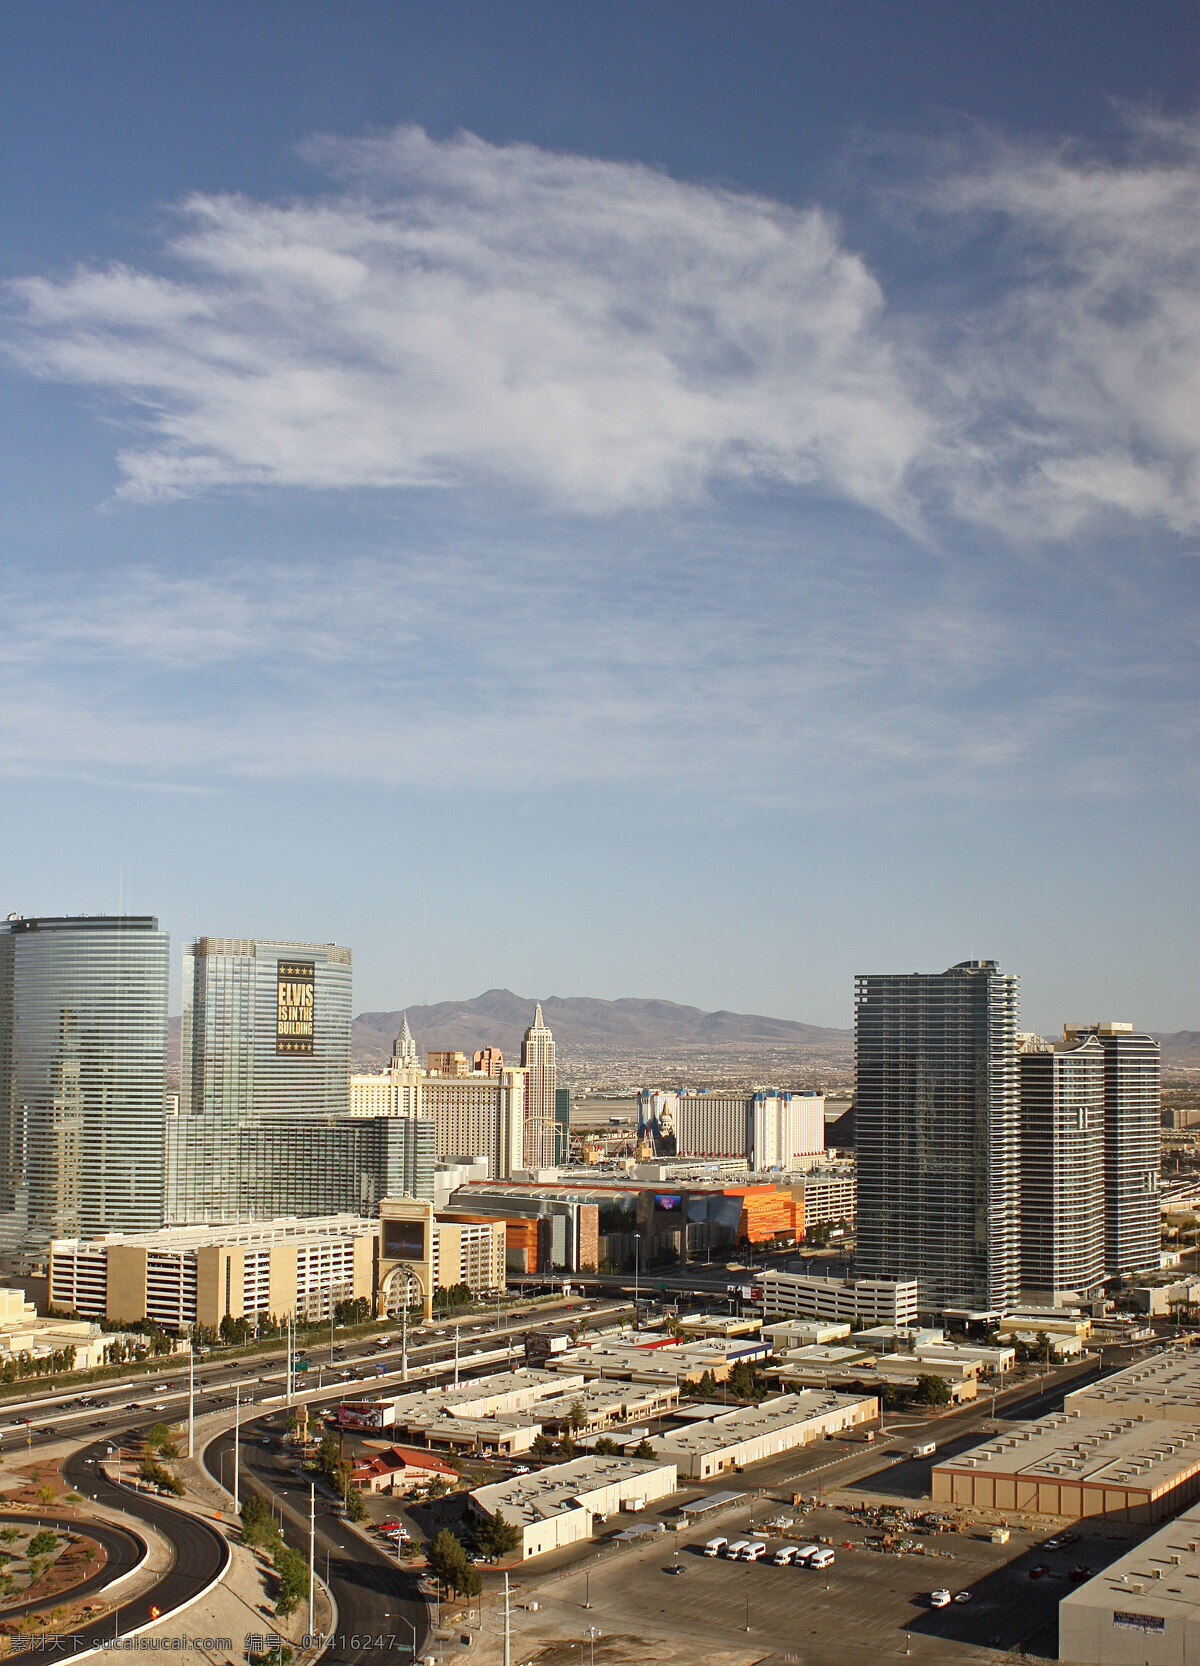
[930,1590,951,1609]
[1028,1564,1050,1580]
[953,1591,972,1604]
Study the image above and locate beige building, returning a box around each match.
[1058,1498,1200,1665]
[49,1215,376,1330]
[350,1024,525,1180]
[470,1454,677,1560]
[931,1410,1200,1523]
[377,1197,506,1320]
[0,1286,116,1370]
[653,1390,878,1480]
[1064,1349,1200,1426]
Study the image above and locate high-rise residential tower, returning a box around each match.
[1063,1023,1161,1278]
[520,1003,557,1170]
[0,916,169,1242]
[168,937,352,1223]
[1018,1032,1105,1304]
[855,960,1020,1316]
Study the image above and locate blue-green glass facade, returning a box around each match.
[0,916,168,1241]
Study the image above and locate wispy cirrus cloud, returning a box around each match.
[6,117,1198,539]
[0,545,1188,802]
[6,127,927,518]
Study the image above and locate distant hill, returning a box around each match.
[1159,1032,1200,1068]
[351,989,852,1067]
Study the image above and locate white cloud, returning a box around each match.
[6,118,1196,537]
[0,549,1187,802]
[7,127,927,517]
[905,114,1200,536]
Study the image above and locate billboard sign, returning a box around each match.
[382,1218,426,1262]
[276,960,315,1055]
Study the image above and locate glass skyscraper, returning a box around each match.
[1019,1033,1105,1304]
[855,960,1020,1315]
[168,936,414,1224]
[1064,1023,1161,1277]
[0,916,169,1242]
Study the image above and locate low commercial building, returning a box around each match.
[932,1411,1200,1522]
[856,1326,1015,1376]
[763,1320,852,1349]
[469,1455,678,1560]
[1058,1497,1200,1665]
[1065,1350,1200,1426]
[995,1308,1092,1346]
[653,1390,878,1480]
[349,1445,458,1495]
[391,1368,586,1428]
[49,1215,376,1330]
[760,1270,919,1327]
[0,1286,119,1370]
[548,1332,770,1387]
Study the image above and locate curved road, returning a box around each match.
[0,1511,145,1621]
[205,1419,429,1666]
[39,1440,232,1658]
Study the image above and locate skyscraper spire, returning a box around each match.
[521,1001,556,1168]
[392,1012,418,1068]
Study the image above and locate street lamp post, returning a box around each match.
[634,1234,641,1328]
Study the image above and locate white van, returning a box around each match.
[772,1544,799,1566]
[704,1537,727,1558]
[912,1441,937,1459]
[794,1544,821,1566]
[742,1542,767,1562]
[809,1547,835,1570]
[724,1540,750,1560]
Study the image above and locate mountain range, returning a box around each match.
[351,988,852,1066]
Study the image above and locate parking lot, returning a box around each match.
[491,1498,1138,1666]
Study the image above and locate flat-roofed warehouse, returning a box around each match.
[1058,1498,1200,1664]
[652,1389,878,1480]
[390,1368,585,1428]
[1065,1349,1200,1426]
[931,1411,1200,1523]
[469,1455,677,1560]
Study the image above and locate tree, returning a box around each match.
[427,1530,481,1598]
[27,1533,57,1559]
[631,1439,656,1460]
[241,1492,280,1551]
[530,1433,554,1458]
[144,1423,171,1454]
[272,1544,309,1620]
[476,1510,520,1559]
[344,1486,367,1522]
[913,1374,952,1407]
[592,1437,620,1456]
[426,1476,449,1499]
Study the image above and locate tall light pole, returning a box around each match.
[633,1234,641,1329]
[233,1384,241,1512]
[188,1341,195,1458]
[307,1483,315,1639]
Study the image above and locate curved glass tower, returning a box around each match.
[0,916,168,1242]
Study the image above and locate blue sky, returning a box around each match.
[1,2,1196,1032]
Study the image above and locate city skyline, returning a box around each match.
[0,4,1195,1035]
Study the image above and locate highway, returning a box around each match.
[0,1299,625,1461]
[205,1419,427,1666]
[2,1439,232,1659]
[0,1510,145,1622]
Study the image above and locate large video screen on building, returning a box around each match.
[276,960,315,1055]
[382,1218,426,1261]
[654,1193,683,1212]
